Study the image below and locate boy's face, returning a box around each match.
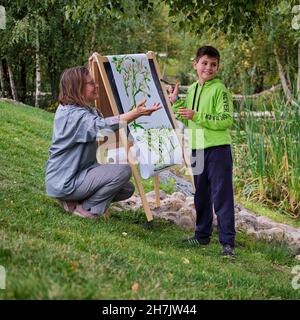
[193,55,219,84]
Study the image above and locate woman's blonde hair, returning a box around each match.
[58,66,93,108]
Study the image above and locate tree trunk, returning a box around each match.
[286,69,292,92]
[297,42,300,101]
[48,56,57,101]
[90,20,97,53]
[273,48,292,103]
[0,60,4,97]
[35,28,41,108]
[19,59,27,102]
[285,46,293,92]
[7,62,18,101]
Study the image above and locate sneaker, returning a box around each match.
[58,200,77,213]
[181,236,210,245]
[221,244,236,258]
[72,205,98,220]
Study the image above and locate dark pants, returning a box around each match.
[192,145,235,247]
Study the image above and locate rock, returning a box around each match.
[256,216,275,230]
[178,206,195,217]
[160,211,180,224]
[253,228,286,242]
[170,192,186,202]
[179,216,195,230]
[120,195,141,210]
[110,205,123,212]
[147,199,159,210]
[185,198,195,209]
[265,228,286,241]
[245,228,257,237]
[146,190,167,201]
[295,255,300,261]
[160,198,184,211]
[236,210,258,230]
[234,203,243,212]
[186,196,194,203]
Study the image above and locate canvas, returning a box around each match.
[107,54,183,178]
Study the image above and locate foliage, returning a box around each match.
[163,0,281,36]
[0,0,179,107]
[2,0,300,104]
[232,100,300,217]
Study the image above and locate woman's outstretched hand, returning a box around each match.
[136,100,162,116]
[120,100,162,123]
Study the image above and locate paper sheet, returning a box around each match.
[107,54,183,178]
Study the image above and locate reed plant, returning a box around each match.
[232,96,299,217]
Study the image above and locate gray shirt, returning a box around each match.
[45,104,120,198]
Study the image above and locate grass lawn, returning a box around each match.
[0,100,299,299]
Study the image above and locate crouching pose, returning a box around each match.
[45,66,161,219]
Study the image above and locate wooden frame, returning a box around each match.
[89,52,194,222]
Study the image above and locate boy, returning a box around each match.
[170,46,236,257]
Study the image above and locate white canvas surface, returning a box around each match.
[107,54,183,178]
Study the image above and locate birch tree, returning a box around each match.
[7,62,17,100]
[35,26,41,107]
[0,60,4,97]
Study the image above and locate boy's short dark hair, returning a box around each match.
[195,46,220,63]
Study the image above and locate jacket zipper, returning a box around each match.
[196,84,204,112]
[191,83,199,111]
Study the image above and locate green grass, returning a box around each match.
[0,100,300,299]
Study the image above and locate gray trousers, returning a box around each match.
[63,164,135,215]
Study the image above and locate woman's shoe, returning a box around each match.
[72,205,98,219]
[58,200,77,213]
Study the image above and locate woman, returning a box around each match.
[45,66,161,219]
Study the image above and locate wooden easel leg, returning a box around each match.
[130,164,153,222]
[154,175,160,207]
[90,53,155,222]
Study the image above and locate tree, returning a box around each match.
[0,0,181,107]
[163,0,280,35]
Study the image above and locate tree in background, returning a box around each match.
[162,0,300,105]
[1,0,300,107]
[0,0,180,108]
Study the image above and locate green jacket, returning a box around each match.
[172,78,233,150]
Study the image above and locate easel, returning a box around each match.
[89,52,193,222]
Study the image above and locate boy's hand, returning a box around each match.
[136,100,162,116]
[169,83,180,104]
[178,107,195,120]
